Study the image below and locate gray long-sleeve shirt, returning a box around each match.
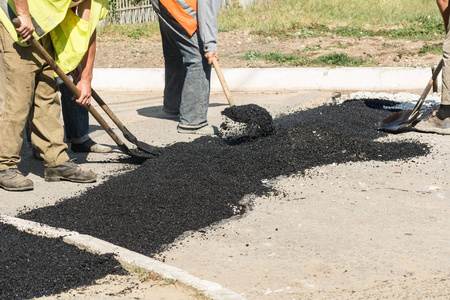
[198,0,220,52]
[152,0,220,52]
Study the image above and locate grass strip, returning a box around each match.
[241,51,373,67]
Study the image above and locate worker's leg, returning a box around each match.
[158,17,183,115]
[157,16,211,127]
[31,53,96,182]
[0,24,36,190]
[439,21,450,119]
[176,30,211,128]
[28,35,70,168]
[58,79,111,153]
[59,77,90,143]
[0,24,37,171]
[414,23,450,134]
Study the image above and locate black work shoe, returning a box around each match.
[44,161,97,183]
[0,168,34,191]
[71,138,112,153]
[162,108,180,116]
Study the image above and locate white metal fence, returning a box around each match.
[108,0,266,24]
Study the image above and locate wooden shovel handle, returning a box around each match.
[212,56,235,107]
[12,18,129,151]
[410,58,443,117]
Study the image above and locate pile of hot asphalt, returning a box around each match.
[7,100,427,294]
[19,99,429,254]
[220,104,275,143]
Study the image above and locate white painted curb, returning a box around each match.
[92,67,441,92]
[0,215,246,300]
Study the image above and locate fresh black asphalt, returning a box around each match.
[1,99,429,298]
[0,222,126,299]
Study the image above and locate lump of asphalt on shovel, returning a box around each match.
[220,104,275,144]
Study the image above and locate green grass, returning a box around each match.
[103,0,445,41]
[241,51,373,67]
[219,0,444,39]
[101,0,445,67]
[243,15,444,41]
[417,43,443,55]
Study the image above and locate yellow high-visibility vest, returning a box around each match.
[0,0,108,74]
[159,0,198,36]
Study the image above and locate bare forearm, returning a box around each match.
[80,31,96,82]
[12,0,29,17]
[12,0,34,42]
[74,0,95,106]
[437,0,450,32]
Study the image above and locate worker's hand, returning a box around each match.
[204,51,219,65]
[73,79,92,107]
[15,15,34,43]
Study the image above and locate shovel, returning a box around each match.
[212,56,235,107]
[379,59,443,132]
[13,19,159,158]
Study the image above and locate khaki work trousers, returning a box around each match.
[0,23,69,171]
[442,22,450,106]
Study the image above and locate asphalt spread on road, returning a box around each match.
[20,99,428,254]
[3,99,429,297]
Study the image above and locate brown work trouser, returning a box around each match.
[0,23,69,171]
[442,21,450,106]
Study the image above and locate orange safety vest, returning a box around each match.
[159,0,198,36]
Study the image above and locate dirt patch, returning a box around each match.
[95,30,443,68]
[34,271,205,300]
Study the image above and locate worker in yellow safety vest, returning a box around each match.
[0,0,108,191]
[151,0,221,135]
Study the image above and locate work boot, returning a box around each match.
[44,161,97,183]
[71,138,112,153]
[0,168,34,191]
[414,111,450,135]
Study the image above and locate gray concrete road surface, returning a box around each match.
[1,89,449,299]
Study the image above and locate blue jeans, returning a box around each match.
[57,77,90,143]
[158,15,211,129]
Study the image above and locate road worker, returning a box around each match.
[0,0,108,191]
[151,0,221,135]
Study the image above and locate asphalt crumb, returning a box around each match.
[19,100,429,258]
[0,222,127,299]
[220,104,275,144]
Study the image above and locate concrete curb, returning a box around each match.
[92,67,441,92]
[0,214,246,300]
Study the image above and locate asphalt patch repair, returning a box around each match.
[6,99,430,296]
[0,222,126,299]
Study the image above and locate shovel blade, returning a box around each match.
[136,140,161,156]
[379,110,420,132]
